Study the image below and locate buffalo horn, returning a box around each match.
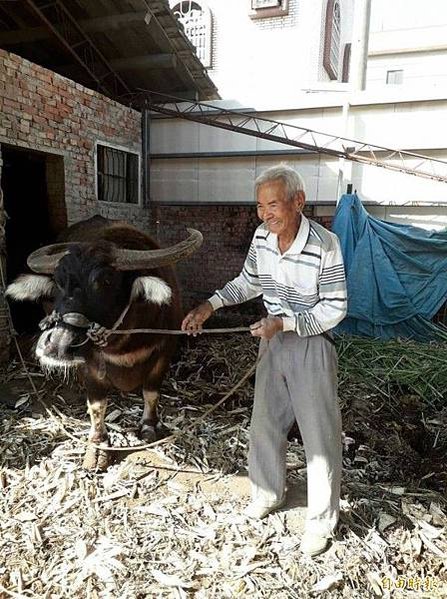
[113,228,203,271]
[27,243,82,274]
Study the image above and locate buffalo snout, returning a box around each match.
[36,326,86,368]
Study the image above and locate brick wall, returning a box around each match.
[150,203,333,312]
[0,49,146,359]
[0,49,146,229]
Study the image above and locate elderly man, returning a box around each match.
[182,164,347,556]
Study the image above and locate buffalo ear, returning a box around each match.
[5,274,56,302]
[130,276,172,306]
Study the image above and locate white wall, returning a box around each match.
[171,0,354,107]
[171,0,447,97]
[370,0,447,31]
[367,1,447,89]
[150,93,447,226]
[367,51,447,89]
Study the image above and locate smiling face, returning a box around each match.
[256,180,305,241]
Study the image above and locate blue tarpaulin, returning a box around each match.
[332,194,447,341]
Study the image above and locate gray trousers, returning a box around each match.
[248,331,342,536]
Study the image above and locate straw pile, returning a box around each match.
[0,333,446,598]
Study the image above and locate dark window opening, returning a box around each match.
[97,145,139,204]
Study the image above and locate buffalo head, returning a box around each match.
[6,228,202,370]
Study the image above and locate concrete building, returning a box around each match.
[170,0,447,98]
[170,0,355,105]
[158,0,447,229]
[368,0,447,90]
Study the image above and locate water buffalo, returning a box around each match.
[6,215,202,470]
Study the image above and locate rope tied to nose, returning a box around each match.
[38,302,133,348]
[38,302,251,349]
[39,310,108,347]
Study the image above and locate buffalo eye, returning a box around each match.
[90,269,115,291]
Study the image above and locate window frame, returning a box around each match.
[386,69,404,85]
[95,141,141,206]
[171,1,213,68]
[249,0,289,19]
[323,0,341,81]
[342,42,351,83]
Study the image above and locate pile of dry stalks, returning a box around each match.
[0,334,446,598]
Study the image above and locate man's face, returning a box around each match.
[256,180,305,237]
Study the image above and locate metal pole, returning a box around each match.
[349,0,372,90]
[141,102,150,206]
[336,99,351,202]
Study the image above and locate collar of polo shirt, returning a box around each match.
[273,214,310,257]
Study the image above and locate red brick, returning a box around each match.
[3,97,19,110]
[37,72,53,84]
[33,115,48,126]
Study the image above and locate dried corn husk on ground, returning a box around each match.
[0,334,446,598]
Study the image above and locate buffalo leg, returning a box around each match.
[82,397,110,471]
[139,350,173,442]
[139,389,160,442]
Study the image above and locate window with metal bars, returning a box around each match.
[97,145,139,204]
[323,0,341,80]
[171,1,212,67]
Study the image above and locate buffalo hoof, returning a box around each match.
[139,423,157,443]
[82,443,111,471]
[138,423,169,443]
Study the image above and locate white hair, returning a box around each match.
[6,274,55,301]
[130,276,172,305]
[255,164,306,202]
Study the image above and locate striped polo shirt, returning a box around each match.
[208,215,347,337]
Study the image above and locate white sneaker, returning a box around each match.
[243,495,286,519]
[300,531,331,557]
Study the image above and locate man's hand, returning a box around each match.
[250,316,283,340]
[181,301,214,336]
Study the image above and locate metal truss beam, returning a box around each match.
[24,0,131,99]
[137,91,447,184]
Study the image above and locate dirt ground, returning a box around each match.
[0,330,446,598]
